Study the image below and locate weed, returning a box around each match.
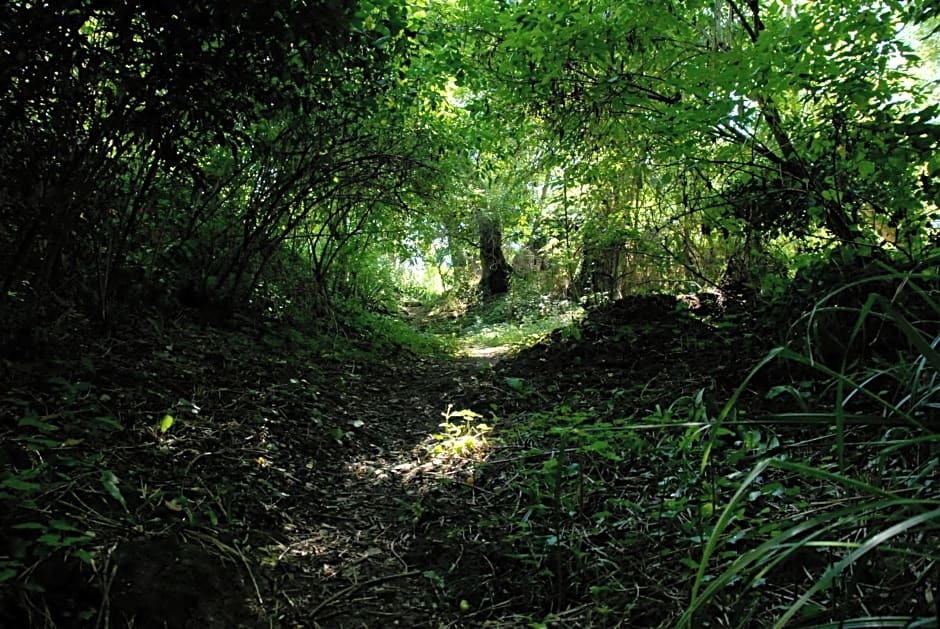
[427,406,493,459]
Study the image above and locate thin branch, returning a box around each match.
[726,0,761,43]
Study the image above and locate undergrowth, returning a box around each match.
[332,298,456,357]
[448,262,940,627]
[430,293,584,354]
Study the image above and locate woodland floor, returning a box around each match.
[1,294,928,627]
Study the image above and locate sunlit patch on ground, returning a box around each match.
[463,344,510,359]
[334,406,493,489]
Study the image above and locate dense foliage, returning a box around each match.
[1,0,440,322]
[2,0,937,315]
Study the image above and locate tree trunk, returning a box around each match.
[577,241,623,301]
[477,212,512,297]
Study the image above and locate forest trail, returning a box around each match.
[261,349,503,627]
[0,296,775,628]
[259,294,780,627]
[0,310,522,627]
[4,2,938,625]
[4,292,934,627]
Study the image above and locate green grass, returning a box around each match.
[679,265,940,628]
[435,263,939,627]
[423,293,584,356]
[456,310,583,353]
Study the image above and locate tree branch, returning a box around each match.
[726,0,763,44]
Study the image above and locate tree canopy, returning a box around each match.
[1,0,937,315]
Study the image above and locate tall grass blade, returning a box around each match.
[773,506,940,628]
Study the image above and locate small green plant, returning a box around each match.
[504,376,536,398]
[10,520,95,563]
[427,406,493,458]
[1,408,102,581]
[399,494,426,524]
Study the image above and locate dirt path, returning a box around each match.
[1,297,779,628]
[263,352,502,627]
[0,312,513,628]
[267,296,770,628]
[6,292,934,628]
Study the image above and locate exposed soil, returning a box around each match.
[0,294,929,627]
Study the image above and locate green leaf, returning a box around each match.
[18,414,59,433]
[72,549,94,564]
[1,478,42,492]
[882,300,940,374]
[422,569,445,589]
[37,533,63,547]
[100,470,127,510]
[24,437,62,448]
[93,416,124,431]
[159,414,174,434]
[857,160,875,177]
[446,407,483,420]
[773,506,940,628]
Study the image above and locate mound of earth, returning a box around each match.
[498,294,778,416]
